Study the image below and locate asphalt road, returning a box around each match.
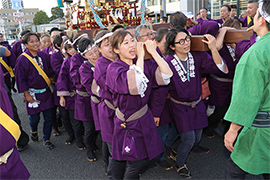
[12,91,264,180]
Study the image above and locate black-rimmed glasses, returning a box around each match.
[175,35,191,45]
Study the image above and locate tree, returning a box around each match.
[49,15,57,21]
[50,7,64,21]
[33,10,49,25]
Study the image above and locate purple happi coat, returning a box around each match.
[15,49,54,115]
[1,43,16,89]
[208,45,238,106]
[235,34,257,62]
[213,18,225,26]
[163,52,227,133]
[78,61,96,122]
[106,58,163,161]
[51,50,65,106]
[79,61,100,130]
[94,55,115,143]
[240,16,248,27]
[149,85,173,126]
[42,46,54,56]
[188,20,220,37]
[0,68,30,179]
[11,40,27,59]
[70,53,91,121]
[148,47,173,126]
[196,17,213,24]
[56,56,75,110]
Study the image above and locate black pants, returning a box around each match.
[102,142,110,174]
[73,119,97,150]
[208,104,229,128]
[59,107,75,138]
[124,156,160,180]
[106,142,126,180]
[52,106,62,130]
[6,85,29,147]
[226,158,270,180]
[82,121,96,150]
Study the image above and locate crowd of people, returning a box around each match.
[0,0,269,179]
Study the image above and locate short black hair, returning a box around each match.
[169,11,187,28]
[257,0,270,31]
[155,27,169,42]
[49,27,61,35]
[200,7,208,11]
[165,27,189,55]
[221,4,231,12]
[230,5,237,9]
[22,32,40,45]
[248,0,258,4]
[78,37,95,55]
[161,16,168,23]
[20,30,31,37]
[53,35,63,50]
[112,24,124,32]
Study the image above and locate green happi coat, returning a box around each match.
[224,31,270,175]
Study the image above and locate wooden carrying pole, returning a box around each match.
[190,29,254,51]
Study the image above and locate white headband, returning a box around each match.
[259,0,270,23]
[62,40,73,54]
[79,44,96,55]
[72,33,88,45]
[95,32,113,45]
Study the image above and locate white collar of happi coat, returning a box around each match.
[171,52,195,82]
[21,43,26,52]
[226,45,236,62]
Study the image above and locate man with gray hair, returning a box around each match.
[134,24,155,42]
[241,0,259,27]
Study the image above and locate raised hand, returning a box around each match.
[144,40,157,55]
[136,42,145,59]
[202,34,217,51]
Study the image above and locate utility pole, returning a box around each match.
[160,0,164,18]
[162,0,166,16]
[237,0,240,17]
[160,0,166,21]
[17,10,23,34]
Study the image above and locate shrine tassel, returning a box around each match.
[88,0,106,28]
[140,0,146,24]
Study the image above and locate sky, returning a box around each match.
[0,0,82,17]
[23,0,65,16]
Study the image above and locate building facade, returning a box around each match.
[146,0,248,22]
[211,0,248,19]
[0,8,38,39]
[147,0,208,21]
[1,0,24,9]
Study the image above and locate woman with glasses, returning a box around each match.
[162,27,228,178]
